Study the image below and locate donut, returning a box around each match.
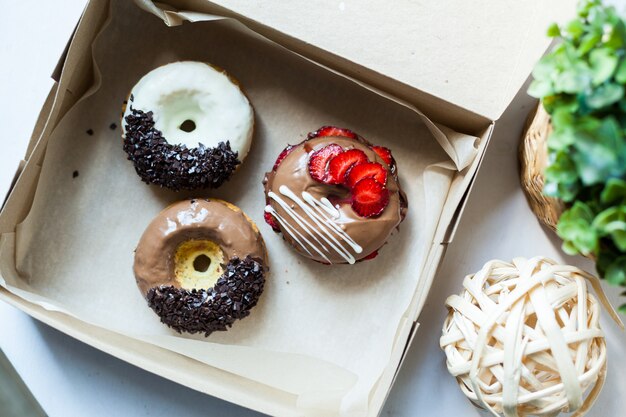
[134,199,268,335]
[262,126,408,264]
[121,61,254,191]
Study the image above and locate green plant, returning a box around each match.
[529,0,626,312]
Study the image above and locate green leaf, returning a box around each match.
[557,202,599,255]
[562,240,581,256]
[544,150,581,201]
[571,134,619,185]
[584,83,624,109]
[551,108,574,128]
[566,18,585,39]
[578,33,602,55]
[578,0,601,18]
[567,200,595,222]
[528,79,554,98]
[555,70,585,93]
[549,109,578,149]
[615,58,626,84]
[547,22,561,37]
[601,178,626,204]
[593,207,620,229]
[532,55,557,80]
[572,125,626,185]
[618,304,626,315]
[554,61,592,94]
[604,18,626,49]
[593,206,626,250]
[605,256,626,286]
[545,150,577,182]
[589,48,618,85]
[574,115,602,131]
[548,129,576,150]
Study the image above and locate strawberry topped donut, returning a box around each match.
[262,126,407,264]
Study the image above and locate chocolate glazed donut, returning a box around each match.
[134,199,268,336]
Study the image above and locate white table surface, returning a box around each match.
[1,2,625,417]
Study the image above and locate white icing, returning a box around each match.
[266,185,363,264]
[177,207,209,225]
[122,61,253,160]
[162,218,177,236]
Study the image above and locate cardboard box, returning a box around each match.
[0,0,575,416]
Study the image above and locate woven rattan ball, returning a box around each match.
[440,257,622,417]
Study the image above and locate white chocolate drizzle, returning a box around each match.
[266,185,363,264]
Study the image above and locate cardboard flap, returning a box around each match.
[207,0,576,121]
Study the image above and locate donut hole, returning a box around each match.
[174,239,225,290]
[156,91,207,148]
[193,254,211,272]
[179,119,196,133]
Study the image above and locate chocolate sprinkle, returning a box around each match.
[146,256,266,336]
[123,107,240,190]
[109,122,117,130]
[86,129,94,136]
[72,170,79,178]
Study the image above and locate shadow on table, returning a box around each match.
[32,320,267,417]
[0,348,47,417]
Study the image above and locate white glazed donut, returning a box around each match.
[121,61,254,190]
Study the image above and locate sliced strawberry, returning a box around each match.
[371,146,394,166]
[327,149,368,184]
[351,178,389,218]
[308,144,344,182]
[361,250,379,261]
[345,162,387,188]
[264,208,281,232]
[273,145,295,171]
[308,125,358,140]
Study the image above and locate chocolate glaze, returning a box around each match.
[263,136,407,264]
[134,199,267,295]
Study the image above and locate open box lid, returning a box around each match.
[149,0,576,127]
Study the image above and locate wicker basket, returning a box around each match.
[519,103,565,231]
